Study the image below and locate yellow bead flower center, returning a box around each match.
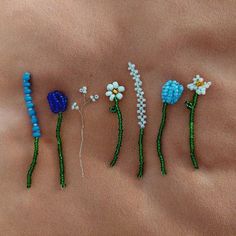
[196,81,204,87]
[112,89,118,94]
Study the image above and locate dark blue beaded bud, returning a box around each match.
[47,90,68,114]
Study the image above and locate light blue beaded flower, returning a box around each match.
[23,72,41,138]
[22,72,41,188]
[162,80,184,105]
[157,80,184,175]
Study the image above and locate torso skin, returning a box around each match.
[0,1,236,235]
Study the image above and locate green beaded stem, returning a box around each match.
[157,103,168,175]
[137,128,144,178]
[185,93,199,169]
[110,98,123,167]
[56,112,66,188]
[26,137,39,188]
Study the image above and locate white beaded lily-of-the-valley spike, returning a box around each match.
[128,62,147,178]
[72,86,99,178]
[128,62,147,129]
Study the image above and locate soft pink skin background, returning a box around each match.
[0,1,236,235]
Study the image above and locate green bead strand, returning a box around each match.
[157,103,168,175]
[26,137,39,188]
[137,128,144,178]
[185,93,199,169]
[110,98,123,167]
[56,112,66,188]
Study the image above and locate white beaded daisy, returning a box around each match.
[105,81,125,101]
[187,75,211,95]
[128,62,147,128]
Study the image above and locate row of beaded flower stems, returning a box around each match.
[102,70,211,178]
[22,72,41,188]
[22,71,211,189]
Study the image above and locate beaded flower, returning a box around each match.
[187,75,211,95]
[128,62,147,178]
[105,82,125,167]
[185,75,212,169]
[157,80,184,175]
[71,86,99,177]
[105,82,125,101]
[22,72,41,188]
[47,91,68,188]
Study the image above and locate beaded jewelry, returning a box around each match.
[185,75,211,169]
[22,72,41,188]
[157,80,184,175]
[72,86,99,177]
[105,81,125,166]
[128,62,147,178]
[47,91,68,188]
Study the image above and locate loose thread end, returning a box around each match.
[137,167,144,178]
[192,160,199,169]
[161,169,167,176]
[61,185,66,190]
[110,159,117,167]
[27,184,31,189]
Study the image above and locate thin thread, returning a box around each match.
[110,98,123,167]
[27,137,39,188]
[137,128,144,178]
[78,108,85,178]
[186,93,199,169]
[157,103,168,175]
[78,94,92,178]
[56,112,66,188]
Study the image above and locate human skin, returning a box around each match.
[0,0,236,235]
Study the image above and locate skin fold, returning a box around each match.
[0,1,236,235]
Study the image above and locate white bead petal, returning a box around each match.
[112,81,119,89]
[109,94,115,101]
[118,86,125,92]
[105,91,112,97]
[107,84,114,91]
[116,93,123,100]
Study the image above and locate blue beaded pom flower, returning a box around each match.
[22,72,41,188]
[47,90,68,188]
[157,80,184,175]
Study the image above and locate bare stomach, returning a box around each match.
[0,1,235,235]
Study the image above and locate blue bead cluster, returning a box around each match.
[162,80,184,105]
[47,91,68,114]
[22,72,41,138]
